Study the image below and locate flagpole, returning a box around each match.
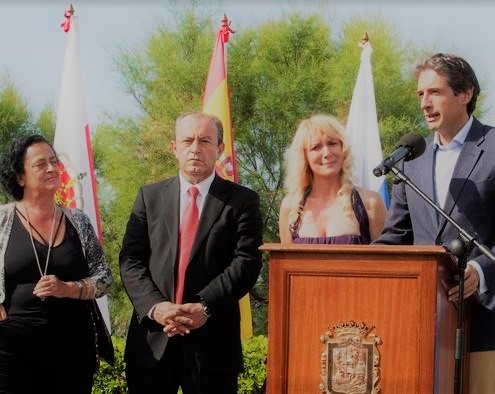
[202,16,254,340]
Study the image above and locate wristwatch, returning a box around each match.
[200,299,211,318]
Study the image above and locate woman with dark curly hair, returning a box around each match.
[0,134,112,393]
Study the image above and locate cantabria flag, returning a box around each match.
[54,6,111,331]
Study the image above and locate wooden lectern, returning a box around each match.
[261,243,467,393]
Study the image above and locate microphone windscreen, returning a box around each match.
[398,132,426,161]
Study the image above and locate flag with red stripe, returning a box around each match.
[54,6,110,330]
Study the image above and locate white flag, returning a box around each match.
[346,40,389,207]
[54,12,111,331]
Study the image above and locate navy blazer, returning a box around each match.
[375,118,495,352]
[119,174,263,368]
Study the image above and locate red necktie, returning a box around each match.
[175,186,199,303]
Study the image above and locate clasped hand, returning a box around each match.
[0,275,68,321]
[33,275,68,299]
[152,301,208,337]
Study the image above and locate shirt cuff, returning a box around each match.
[468,260,487,294]
[148,303,158,320]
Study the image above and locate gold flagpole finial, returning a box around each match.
[361,32,369,44]
[66,4,74,16]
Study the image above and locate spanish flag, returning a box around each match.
[202,16,253,340]
[202,15,237,182]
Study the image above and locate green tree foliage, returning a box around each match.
[0,79,30,149]
[0,80,56,203]
[35,104,56,142]
[0,80,30,203]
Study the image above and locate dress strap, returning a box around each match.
[350,189,371,243]
[289,188,311,239]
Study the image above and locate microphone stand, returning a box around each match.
[389,164,495,394]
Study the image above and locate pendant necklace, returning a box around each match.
[23,202,57,280]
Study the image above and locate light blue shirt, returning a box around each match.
[433,136,465,209]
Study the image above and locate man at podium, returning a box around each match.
[375,53,495,394]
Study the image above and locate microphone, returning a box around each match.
[373,132,426,177]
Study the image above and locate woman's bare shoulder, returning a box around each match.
[355,187,386,208]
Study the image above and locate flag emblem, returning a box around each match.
[55,153,87,209]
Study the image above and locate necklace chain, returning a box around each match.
[23,202,57,277]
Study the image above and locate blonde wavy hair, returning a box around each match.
[283,113,356,224]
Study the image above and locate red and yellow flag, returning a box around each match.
[202,15,237,182]
[202,16,253,340]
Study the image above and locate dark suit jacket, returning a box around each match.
[375,118,495,352]
[119,174,263,369]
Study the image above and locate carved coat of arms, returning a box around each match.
[320,321,381,394]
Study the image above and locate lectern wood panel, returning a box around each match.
[262,244,462,394]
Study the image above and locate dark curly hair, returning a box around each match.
[0,134,54,201]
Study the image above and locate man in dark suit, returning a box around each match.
[119,111,263,394]
[375,53,495,393]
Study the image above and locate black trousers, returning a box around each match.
[126,336,238,394]
[0,319,96,394]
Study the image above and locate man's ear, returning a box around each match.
[217,142,225,158]
[462,87,474,105]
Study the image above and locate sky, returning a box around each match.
[1,0,495,128]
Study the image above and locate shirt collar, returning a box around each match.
[179,171,216,197]
[433,115,472,150]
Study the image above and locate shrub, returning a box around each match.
[239,335,268,394]
[92,336,128,393]
[92,334,268,393]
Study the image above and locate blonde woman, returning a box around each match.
[279,113,387,244]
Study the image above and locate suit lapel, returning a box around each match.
[161,177,180,265]
[411,138,439,228]
[437,120,485,240]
